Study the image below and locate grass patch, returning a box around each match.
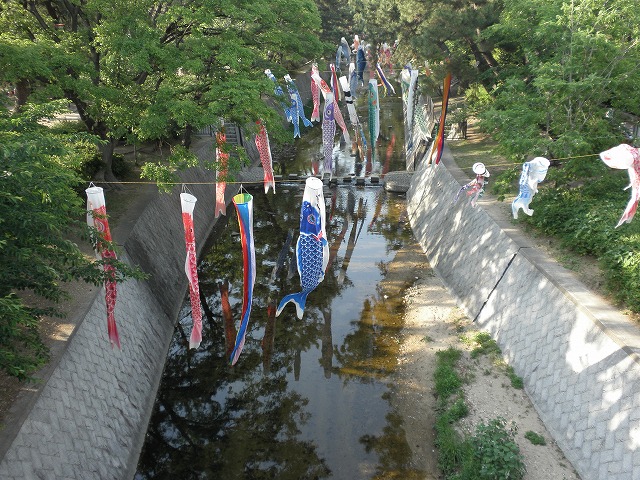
[462,330,525,390]
[463,331,501,359]
[524,430,547,446]
[435,348,463,400]
[433,346,526,479]
[506,366,524,389]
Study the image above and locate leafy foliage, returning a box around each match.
[480,0,640,160]
[0,0,324,181]
[349,0,502,90]
[465,418,525,480]
[0,103,144,379]
[514,156,640,312]
[524,430,546,446]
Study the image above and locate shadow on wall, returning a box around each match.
[406,145,640,480]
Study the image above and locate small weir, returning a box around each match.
[134,95,425,479]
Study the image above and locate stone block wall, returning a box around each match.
[0,136,246,480]
[407,148,640,480]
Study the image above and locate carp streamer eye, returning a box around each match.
[307,214,316,225]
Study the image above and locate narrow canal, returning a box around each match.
[135,92,427,479]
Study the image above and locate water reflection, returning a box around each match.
[284,95,403,179]
[136,94,424,479]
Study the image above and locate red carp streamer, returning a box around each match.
[86,186,120,348]
[310,64,321,122]
[215,131,229,217]
[255,121,276,194]
[181,193,203,349]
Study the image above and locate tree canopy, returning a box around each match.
[0,0,325,181]
[0,0,325,378]
[480,0,640,159]
[348,0,640,159]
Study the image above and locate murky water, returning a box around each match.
[135,94,424,479]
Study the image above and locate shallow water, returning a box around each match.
[135,93,424,479]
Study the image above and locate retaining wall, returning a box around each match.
[0,65,311,480]
[0,136,258,480]
[407,147,640,480]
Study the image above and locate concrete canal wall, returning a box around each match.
[0,66,311,480]
[407,147,640,480]
[0,136,262,480]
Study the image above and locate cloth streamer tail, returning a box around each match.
[229,193,256,365]
[181,193,203,349]
[431,71,452,165]
[376,63,396,96]
[332,96,350,144]
[86,186,120,348]
[276,291,309,320]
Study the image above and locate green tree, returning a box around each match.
[314,0,357,47]
[481,0,640,159]
[0,101,144,379]
[349,0,502,89]
[0,0,324,182]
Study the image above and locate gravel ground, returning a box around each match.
[391,241,581,479]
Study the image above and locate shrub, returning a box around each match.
[524,431,546,446]
[602,243,640,312]
[467,418,526,480]
[497,156,640,315]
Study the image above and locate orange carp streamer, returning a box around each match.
[215,131,229,217]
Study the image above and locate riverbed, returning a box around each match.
[134,92,436,478]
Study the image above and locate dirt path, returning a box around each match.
[391,241,580,479]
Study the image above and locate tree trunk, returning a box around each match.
[66,95,120,186]
[466,38,499,90]
[95,135,120,186]
[15,79,30,109]
[182,124,193,149]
